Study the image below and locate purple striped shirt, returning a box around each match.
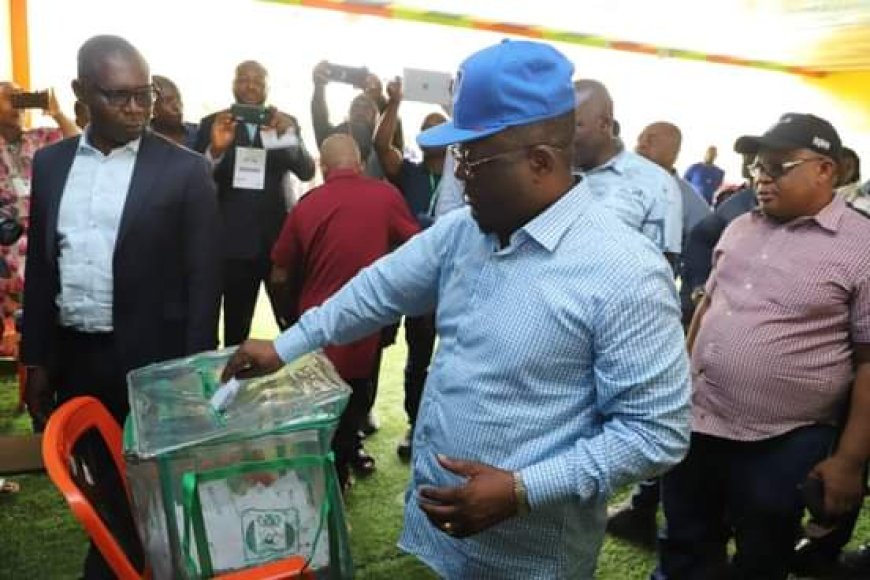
[692,194,870,440]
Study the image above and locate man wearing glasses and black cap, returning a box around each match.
[224,39,690,578]
[657,113,870,579]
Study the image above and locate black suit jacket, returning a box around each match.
[21,131,222,375]
[195,113,315,261]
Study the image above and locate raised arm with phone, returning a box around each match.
[310,60,401,173]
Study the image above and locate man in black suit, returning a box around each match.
[195,61,315,345]
[22,35,221,578]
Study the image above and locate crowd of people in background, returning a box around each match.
[2,31,870,580]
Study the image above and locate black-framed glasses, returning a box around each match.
[749,156,827,180]
[92,84,158,108]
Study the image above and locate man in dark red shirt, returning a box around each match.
[271,133,420,490]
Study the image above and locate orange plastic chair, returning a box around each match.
[43,396,311,580]
[214,555,309,580]
[42,396,149,579]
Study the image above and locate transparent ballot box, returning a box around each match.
[123,349,353,579]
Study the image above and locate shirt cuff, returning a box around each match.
[520,453,590,509]
[273,325,313,364]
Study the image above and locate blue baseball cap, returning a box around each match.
[417,39,576,148]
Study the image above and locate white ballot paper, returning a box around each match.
[260,128,300,150]
[210,378,244,412]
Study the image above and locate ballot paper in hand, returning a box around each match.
[260,128,300,150]
[210,378,244,412]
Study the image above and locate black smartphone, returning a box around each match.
[229,103,272,125]
[325,64,369,88]
[11,90,49,110]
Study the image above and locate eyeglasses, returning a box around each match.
[92,84,158,108]
[748,156,827,180]
[449,143,564,181]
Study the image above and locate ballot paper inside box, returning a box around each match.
[123,349,353,579]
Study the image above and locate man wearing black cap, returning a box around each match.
[656,113,870,580]
[223,39,690,577]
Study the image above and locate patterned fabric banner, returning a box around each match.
[262,0,828,77]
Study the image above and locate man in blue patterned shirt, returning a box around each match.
[573,80,683,271]
[224,40,691,578]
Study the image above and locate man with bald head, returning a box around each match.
[573,80,682,268]
[195,60,315,346]
[270,133,419,490]
[23,34,221,578]
[636,121,711,302]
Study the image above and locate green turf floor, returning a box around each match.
[2,307,869,578]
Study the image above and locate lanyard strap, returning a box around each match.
[426,172,441,217]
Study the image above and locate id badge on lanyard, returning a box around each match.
[233,147,267,190]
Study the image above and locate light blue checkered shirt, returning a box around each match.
[274,181,690,579]
[583,148,683,255]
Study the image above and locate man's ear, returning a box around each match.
[820,157,838,186]
[71,79,84,102]
[529,145,556,175]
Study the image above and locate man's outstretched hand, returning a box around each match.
[220,339,284,382]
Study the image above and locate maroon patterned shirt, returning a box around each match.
[692,194,870,440]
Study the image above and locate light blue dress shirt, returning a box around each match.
[56,133,139,331]
[432,154,466,219]
[274,181,690,578]
[583,148,683,255]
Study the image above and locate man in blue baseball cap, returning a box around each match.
[223,39,690,578]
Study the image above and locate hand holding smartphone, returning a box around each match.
[11,90,49,110]
[229,103,273,125]
[324,64,369,89]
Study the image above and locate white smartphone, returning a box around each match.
[402,68,453,107]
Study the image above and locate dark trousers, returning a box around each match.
[56,328,128,423]
[222,256,278,346]
[630,478,661,512]
[657,426,837,580]
[333,377,372,486]
[55,328,145,580]
[402,313,436,427]
[365,314,435,431]
[365,322,399,419]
